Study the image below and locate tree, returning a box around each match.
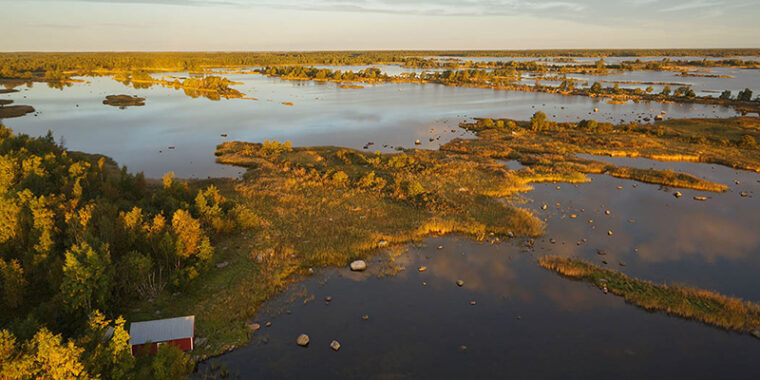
[661,86,671,96]
[0,328,91,380]
[719,90,732,100]
[530,111,548,132]
[0,259,26,312]
[78,311,134,380]
[60,242,113,313]
[737,88,753,102]
[139,345,192,380]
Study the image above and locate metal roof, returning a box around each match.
[129,316,194,346]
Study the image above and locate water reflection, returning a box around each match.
[201,237,760,379]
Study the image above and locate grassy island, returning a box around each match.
[539,256,760,335]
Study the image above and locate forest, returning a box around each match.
[1,49,759,80]
[0,125,257,378]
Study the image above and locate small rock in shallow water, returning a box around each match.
[248,323,260,331]
[265,322,272,327]
[460,345,468,351]
[456,280,464,287]
[325,296,332,302]
[362,315,369,320]
[674,192,682,198]
[330,340,341,351]
[350,260,367,271]
[297,334,310,347]
[693,196,707,201]
[751,330,760,339]
[418,266,427,272]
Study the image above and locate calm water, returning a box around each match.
[0,72,740,178]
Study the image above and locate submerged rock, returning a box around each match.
[330,340,341,351]
[456,280,464,287]
[674,192,683,198]
[350,260,367,271]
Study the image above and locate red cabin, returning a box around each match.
[129,315,195,355]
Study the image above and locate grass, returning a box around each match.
[538,256,760,334]
[607,167,728,192]
[446,116,760,189]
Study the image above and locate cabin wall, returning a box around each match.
[131,337,194,355]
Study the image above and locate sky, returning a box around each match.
[0,0,758,51]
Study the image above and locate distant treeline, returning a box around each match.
[1,49,759,79]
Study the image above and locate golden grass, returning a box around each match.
[539,256,760,333]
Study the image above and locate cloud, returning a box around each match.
[659,0,723,12]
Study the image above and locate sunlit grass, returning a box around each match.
[539,256,760,333]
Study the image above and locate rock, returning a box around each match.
[265,322,272,327]
[507,231,515,238]
[418,266,427,272]
[751,330,760,339]
[325,296,332,302]
[597,249,608,256]
[456,280,464,287]
[594,108,599,112]
[607,230,613,236]
[378,240,389,247]
[248,323,261,331]
[437,245,444,249]
[215,261,229,269]
[415,139,421,145]
[330,340,341,351]
[569,214,577,219]
[619,261,627,267]
[693,196,707,201]
[740,192,748,197]
[674,192,682,198]
[605,210,611,215]
[361,314,369,320]
[654,115,663,121]
[470,301,477,305]
[541,204,547,210]
[296,334,310,347]
[350,260,367,271]
[460,345,468,351]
